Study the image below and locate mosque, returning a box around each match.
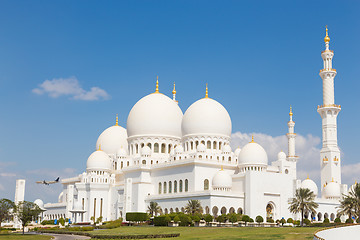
[35,28,350,223]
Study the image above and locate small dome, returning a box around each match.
[96,125,128,155]
[86,150,112,171]
[212,169,232,190]
[238,140,268,166]
[141,146,151,156]
[127,93,183,138]
[197,143,206,152]
[222,144,232,153]
[234,147,241,157]
[117,147,127,157]
[301,178,318,197]
[182,98,232,137]
[175,145,184,154]
[278,151,286,160]
[34,199,45,210]
[324,181,341,199]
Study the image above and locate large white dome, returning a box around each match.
[96,125,128,155]
[127,93,183,138]
[323,181,341,199]
[238,140,268,166]
[86,150,112,171]
[212,169,232,190]
[301,178,318,197]
[182,98,232,137]
[34,199,45,210]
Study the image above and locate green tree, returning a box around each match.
[255,215,263,225]
[229,213,238,223]
[185,200,203,215]
[15,201,42,234]
[288,188,319,226]
[334,217,341,224]
[287,218,293,224]
[303,218,311,225]
[0,198,15,227]
[147,202,161,217]
[204,214,213,223]
[337,196,355,219]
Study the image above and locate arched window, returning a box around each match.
[154,143,159,153]
[237,208,243,214]
[195,141,199,148]
[161,143,166,153]
[168,144,172,153]
[142,160,146,165]
[266,203,274,219]
[115,162,117,170]
[213,141,217,149]
[201,140,205,145]
[212,206,218,217]
[219,142,222,150]
[204,179,209,190]
[169,181,172,193]
[141,143,144,148]
[158,183,162,194]
[221,207,227,214]
[185,179,189,192]
[229,207,235,214]
[179,180,183,192]
[174,180,177,193]
[163,182,167,194]
[147,143,151,149]
[207,141,211,149]
[191,142,193,150]
[228,157,231,162]
[136,144,139,154]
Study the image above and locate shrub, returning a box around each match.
[229,214,238,223]
[41,220,56,225]
[294,220,300,226]
[192,215,200,222]
[334,217,341,224]
[178,214,191,226]
[58,218,65,226]
[323,218,330,223]
[287,218,293,224]
[266,218,274,223]
[280,218,286,226]
[204,214,213,223]
[345,218,353,224]
[255,216,263,224]
[303,218,311,225]
[241,215,250,222]
[126,212,149,222]
[153,216,167,226]
[98,218,123,229]
[217,215,225,223]
[356,217,360,223]
[173,216,180,222]
[249,218,254,223]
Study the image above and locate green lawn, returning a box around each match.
[0,233,52,240]
[91,226,322,240]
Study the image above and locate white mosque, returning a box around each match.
[36,28,350,223]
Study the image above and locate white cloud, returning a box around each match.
[341,163,360,185]
[32,77,110,101]
[0,173,16,177]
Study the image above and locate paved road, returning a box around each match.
[314,225,360,240]
[41,233,91,240]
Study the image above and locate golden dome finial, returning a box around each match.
[324,25,330,43]
[250,135,255,143]
[221,165,223,171]
[289,105,293,116]
[98,144,102,151]
[172,82,176,95]
[205,83,209,98]
[115,114,119,126]
[155,76,159,93]
[331,177,334,182]
[307,174,309,180]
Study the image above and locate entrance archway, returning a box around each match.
[266,203,275,220]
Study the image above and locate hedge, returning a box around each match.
[154,216,168,226]
[126,212,148,222]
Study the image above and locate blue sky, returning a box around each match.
[0,0,359,202]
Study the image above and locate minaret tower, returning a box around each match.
[318,26,342,196]
[286,106,298,179]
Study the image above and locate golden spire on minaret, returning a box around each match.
[172,82,176,95]
[205,83,209,98]
[115,114,119,126]
[155,76,159,93]
[289,105,293,116]
[250,135,255,143]
[324,25,330,43]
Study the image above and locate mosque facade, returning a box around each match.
[36,28,350,223]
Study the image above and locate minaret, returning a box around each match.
[286,106,298,179]
[317,26,342,196]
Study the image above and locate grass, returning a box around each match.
[89,226,323,240]
[0,233,52,240]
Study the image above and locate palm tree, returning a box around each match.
[338,183,360,219]
[288,188,318,226]
[147,202,161,217]
[185,200,202,215]
[337,196,355,219]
